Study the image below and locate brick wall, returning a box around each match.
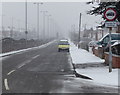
[104,52,120,68]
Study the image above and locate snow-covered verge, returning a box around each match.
[76,67,119,87]
[69,41,119,87]
[69,41,105,64]
[0,40,56,57]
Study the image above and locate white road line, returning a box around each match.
[4,79,10,90]
[18,63,26,68]
[22,59,32,65]
[17,55,40,69]
[32,55,40,59]
[24,60,32,63]
[7,70,15,75]
[17,59,32,69]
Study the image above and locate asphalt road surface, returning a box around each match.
[2,40,119,94]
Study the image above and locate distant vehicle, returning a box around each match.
[105,41,120,55]
[58,40,69,52]
[88,41,98,47]
[112,41,120,55]
[96,33,120,47]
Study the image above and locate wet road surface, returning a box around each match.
[2,40,119,94]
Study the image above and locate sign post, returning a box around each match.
[108,27,112,72]
[104,6,117,72]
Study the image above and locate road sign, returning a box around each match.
[103,6,117,72]
[105,21,117,28]
[104,8,117,21]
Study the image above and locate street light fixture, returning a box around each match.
[41,11,48,39]
[34,2,43,40]
[49,18,56,39]
[78,13,82,48]
[25,1,28,48]
[45,14,51,39]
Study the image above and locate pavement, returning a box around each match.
[69,41,119,88]
[1,40,119,94]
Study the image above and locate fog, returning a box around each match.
[1,2,102,40]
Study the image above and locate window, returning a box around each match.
[103,36,109,44]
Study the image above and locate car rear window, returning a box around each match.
[59,41,69,45]
[111,34,120,40]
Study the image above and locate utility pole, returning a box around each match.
[78,13,81,48]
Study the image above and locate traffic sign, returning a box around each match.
[104,8,117,21]
[105,21,117,28]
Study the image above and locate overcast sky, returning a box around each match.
[2,2,102,37]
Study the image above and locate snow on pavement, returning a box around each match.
[76,67,119,87]
[69,41,105,64]
[69,41,119,87]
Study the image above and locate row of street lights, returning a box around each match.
[33,2,54,40]
[2,2,56,41]
[34,2,43,40]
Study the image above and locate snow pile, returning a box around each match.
[69,42,105,64]
[0,40,55,57]
[76,67,119,87]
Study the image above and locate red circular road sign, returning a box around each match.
[104,8,117,21]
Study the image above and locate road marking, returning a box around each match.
[25,60,32,63]
[17,54,40,69]
[32,55,40,59]
[7,70,15,75]
[17,59,32,69]
[18,63,26,68]
[4,79,9,90]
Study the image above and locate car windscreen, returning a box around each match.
[59,41,69,45]
[111,34,120,40]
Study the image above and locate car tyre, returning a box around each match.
[58,49,61,52]
[67,49,69,52]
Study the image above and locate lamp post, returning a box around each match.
[10,17,14,38]
[1,15,5,34]
[49,18,54,38]
[46,15,51,39]
[34,2,43,40]
[41,11,48,39]
[25,1,28,48]
[78,13,82,48]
